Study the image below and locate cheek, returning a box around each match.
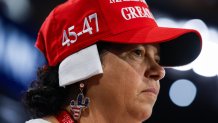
[123,66,154,120]
[121,59,158,120]
[122,56,147,78]
[87,53,140,110]
[89,52,155,120]
[102,57,139,104]
[106,54,144,105]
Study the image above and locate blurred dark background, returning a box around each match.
[0,0,217,123]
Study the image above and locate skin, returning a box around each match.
[80,44,165,123]
[44,44,165,123]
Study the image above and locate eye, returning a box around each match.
[131,47,145,59]
[133,49,143,57]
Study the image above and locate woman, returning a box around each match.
[23,0,202,123]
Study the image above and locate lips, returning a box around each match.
[142,87,158,95]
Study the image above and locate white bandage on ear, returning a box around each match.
[58,44,103,87]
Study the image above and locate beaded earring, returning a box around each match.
[70,83,90,120]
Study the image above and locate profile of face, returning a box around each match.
[86,44,165,122]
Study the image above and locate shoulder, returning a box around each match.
[25,118,51,123]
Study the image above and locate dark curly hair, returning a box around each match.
[23,65,67,117]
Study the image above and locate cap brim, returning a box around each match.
[102,27,202,67]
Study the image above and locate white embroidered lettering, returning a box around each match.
[62,29,71,46]
[121,8,131,20]
[110,0,122,3]
[68,26,77,44]
[142,7,154,19]
[62,26,78,47]
[62,13,99,47]
[135,6,143,17]
[89,13,99,32]
[121,6,154,20]
[128,7,139,19]
[110,0,146,4]
[83,17,93,34]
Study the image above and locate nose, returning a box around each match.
[145,61,165,81]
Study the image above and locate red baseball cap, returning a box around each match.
[36,0,202,67]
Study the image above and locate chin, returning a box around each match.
[135,104,154,122]
[127,102,154,121]
[140,108,153,121]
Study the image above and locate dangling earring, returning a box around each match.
[70,83,90,120]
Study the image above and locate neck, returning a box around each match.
[74,103,142,123]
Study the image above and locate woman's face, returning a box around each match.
[86,44,165,122]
